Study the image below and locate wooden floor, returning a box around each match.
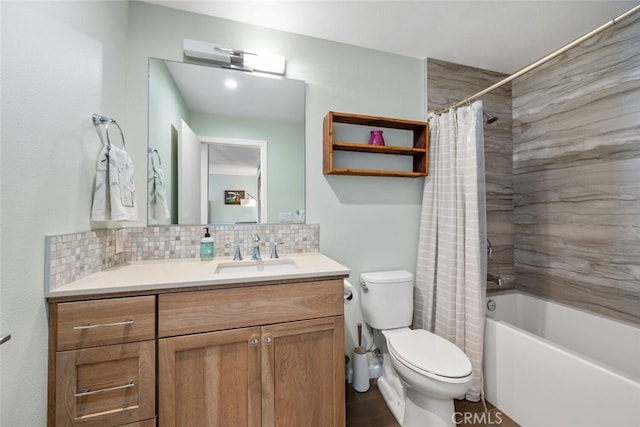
[346,381,519,427]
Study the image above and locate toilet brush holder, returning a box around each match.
[352,346,370,392]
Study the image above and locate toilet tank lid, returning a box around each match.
[360,270,413,284]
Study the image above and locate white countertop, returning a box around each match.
[46,252,350,298]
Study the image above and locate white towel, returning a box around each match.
[148,158,170,220]
[91,144,138,221]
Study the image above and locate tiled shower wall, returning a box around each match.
[45,224,319,291]
[512,13,640,324]
[426,58,514,291]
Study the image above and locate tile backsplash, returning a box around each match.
[45,224,319,291]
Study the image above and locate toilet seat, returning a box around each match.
[386,329,472,383]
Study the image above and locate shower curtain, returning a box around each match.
[415,101,486,401]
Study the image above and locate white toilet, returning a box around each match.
[360,270,473,427]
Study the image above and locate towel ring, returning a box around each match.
[148,148,161,168]
[92,114,125,149]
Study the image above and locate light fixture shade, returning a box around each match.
[242,51,286,75]
[183,39,231,64]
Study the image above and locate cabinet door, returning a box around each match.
[262,316,345,427]
[55,341,155,426]
[158,327,262,427]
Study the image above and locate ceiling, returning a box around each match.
[143,1,637,74]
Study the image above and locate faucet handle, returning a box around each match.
[270,242,284,259]
[253,234,260,243]
[233,244,242,261]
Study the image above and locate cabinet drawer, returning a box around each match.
[158,280,343,337]
[57,296,156,351]
[55,341,156,426]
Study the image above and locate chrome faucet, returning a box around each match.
[251,234,261,260]
[270,242,284,259]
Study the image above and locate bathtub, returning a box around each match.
[484,291,640,427]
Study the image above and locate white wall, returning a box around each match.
[209,175,259,224]
[0,1,130,424]
[1,1,424,424]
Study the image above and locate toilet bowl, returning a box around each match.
[359,270,473,427]
[384,328,473,427]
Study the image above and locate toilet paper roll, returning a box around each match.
[344,279,358,304]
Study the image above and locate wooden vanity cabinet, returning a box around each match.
[262,316,344,427]
[48,277,346,427]
[48,296,157,427]
[158,326,262,426]
[157,279,345,427]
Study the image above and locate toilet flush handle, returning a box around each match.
[360,281,369,293]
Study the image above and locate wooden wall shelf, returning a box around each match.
[323,111,429,177]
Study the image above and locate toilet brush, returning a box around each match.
[352,322,369,392]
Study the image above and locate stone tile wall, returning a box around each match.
[45,224,319,291]
[512,13,640,324]
[427,58,514,291]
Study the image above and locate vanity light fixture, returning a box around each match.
[183,38,286,76]
[242,51,286,75]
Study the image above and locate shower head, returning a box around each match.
[483,111,498,124]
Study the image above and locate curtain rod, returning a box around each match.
[431,4,640,116]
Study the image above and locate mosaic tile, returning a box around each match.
[45,224,319,291]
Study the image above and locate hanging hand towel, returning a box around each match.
[148,157,170,220]
[91,146,110,221]
[91,145,137,221]
[108,144,137,221]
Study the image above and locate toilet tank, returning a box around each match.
[360,270,414,330]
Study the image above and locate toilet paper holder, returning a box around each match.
[343,279,359,303]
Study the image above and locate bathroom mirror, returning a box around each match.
[147,58,305,225]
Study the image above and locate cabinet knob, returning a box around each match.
[264,336,272,344]
[250,338,259,346]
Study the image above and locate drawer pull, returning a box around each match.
[73,320,134,330]
[75,380,134,397]
[0,334,10,346]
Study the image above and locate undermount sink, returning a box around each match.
[214,259,299,274]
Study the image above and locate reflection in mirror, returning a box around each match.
[147,58,305,225]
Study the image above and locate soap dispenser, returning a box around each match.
[200,227,214,260]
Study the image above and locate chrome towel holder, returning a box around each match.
[92,114,125,149]
[148,147,161,167]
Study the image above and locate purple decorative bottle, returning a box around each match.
[368,130,385,146]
